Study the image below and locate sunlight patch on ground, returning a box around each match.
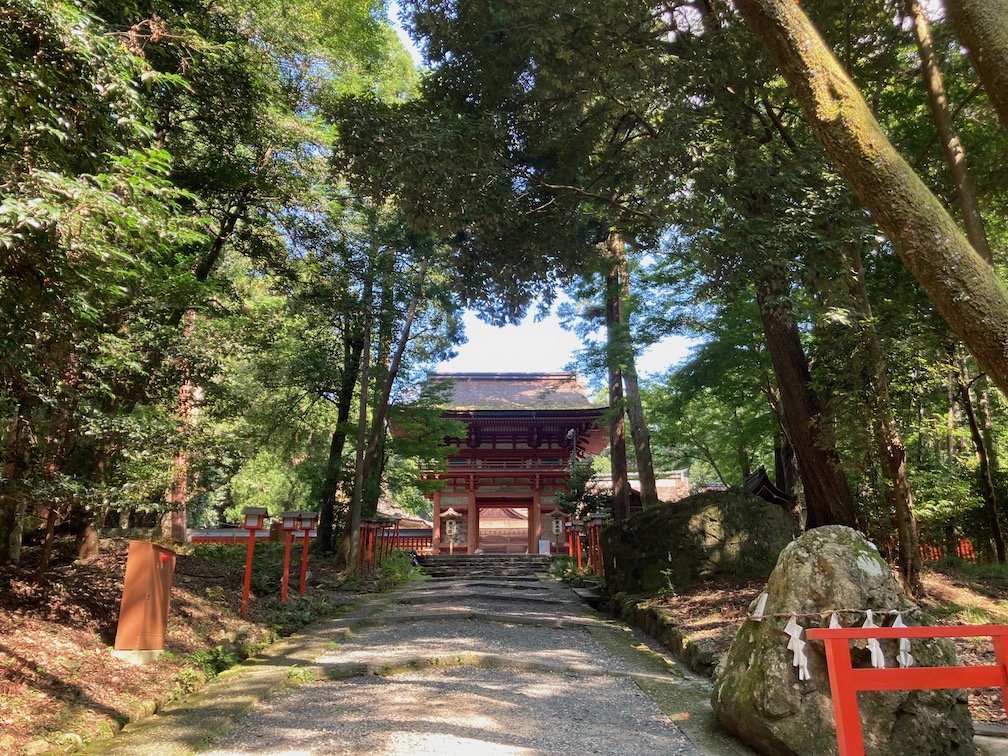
[381,732,534,754]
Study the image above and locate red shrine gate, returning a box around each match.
[414,373,607,555]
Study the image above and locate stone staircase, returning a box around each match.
[416,553,552,578]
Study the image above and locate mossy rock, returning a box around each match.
[602,489,794,595]
[711,526,973,756]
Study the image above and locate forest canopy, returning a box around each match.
[3,0,1008,589]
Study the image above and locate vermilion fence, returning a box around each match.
[918,538,977,562]
[806,624,1008,756]
[392,535,433,554]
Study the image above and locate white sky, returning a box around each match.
[435,308,696,379]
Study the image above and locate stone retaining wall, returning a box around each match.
[601,592,720,679]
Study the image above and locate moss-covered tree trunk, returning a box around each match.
[735,0,1008,397]
[611,239,659,508]
[344,277,373,573]
[606,264,631,522]
[851,249,922,595]
[958,370,1007,562]
[945,0,1008,131]
[906,0,993,261]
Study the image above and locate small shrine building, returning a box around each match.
[420,373,608,555]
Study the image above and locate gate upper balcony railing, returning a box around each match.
[423,457,569,474]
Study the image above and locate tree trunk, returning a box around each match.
[33,505,59,586]
[606,264,631,521]
[734,0,1008,397]
[958,370,1007,562]
[755,274,859,529]
[345,280,374,573]
[851,248,922,595]
[906,1,1005,532]
[360,259,429,481]
[945,0,1008,132]
[318,334,364,553]
[905,0,993,262]
[610,240,660,508]
[735,407,752,479]
[773,426,802,532]
[345,258,430,568]
[774,430,799,497]
[0,407,28,565]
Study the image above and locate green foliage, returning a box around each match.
[548,556,574,579]
[271,602,318,636]
[190,645,240,678]
[0,0,436,568]
[285,665,318,685]
[910,463,987,542]
[554,459,611,519]
[657,568,677,599]
[226,448,323,520]
[376,549,415,589]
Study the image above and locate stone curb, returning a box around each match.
[601,592,719,679]
[80,582,420,755]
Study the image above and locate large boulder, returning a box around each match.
[711,526,974,756]
[602,489,794,594]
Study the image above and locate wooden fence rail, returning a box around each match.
[805,624,1008,756]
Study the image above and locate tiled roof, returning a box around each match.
[430,372,602,411]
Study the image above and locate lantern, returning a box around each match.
[242,507,267,530]
[551,515,564,536]
[441,507,463,554]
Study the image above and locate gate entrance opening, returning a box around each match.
[477,504,530,554]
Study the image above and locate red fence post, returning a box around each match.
[819,636,865,756]
[358,521,368,571]
[281,527,293,604]
[993,634,1008,708]
[241,526,256,619]
[807,625,1008,755]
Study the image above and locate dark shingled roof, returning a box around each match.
[430,373,602,411]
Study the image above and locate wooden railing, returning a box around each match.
[392,535,433,554]
[805,624,1008,756]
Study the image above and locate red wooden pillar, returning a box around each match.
[358,520,370,571]
[467,488,478,553]
[432,491,442,554]
[368,521,375,568]
[299,512,317,595]
[299,529,310,594]
[530,489,541,554]
[281,528,294,603]
[240,508,267,619]
[241,528,256,618]
[574,522,583,571]
[378,519,390,566]
[820,636,864,756]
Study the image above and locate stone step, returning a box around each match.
[417,554,552,578]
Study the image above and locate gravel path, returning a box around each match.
[205,667,697,755]
[97,561,755,755]
[203,566,704,755]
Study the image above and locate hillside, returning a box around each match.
[0,536,377,755]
